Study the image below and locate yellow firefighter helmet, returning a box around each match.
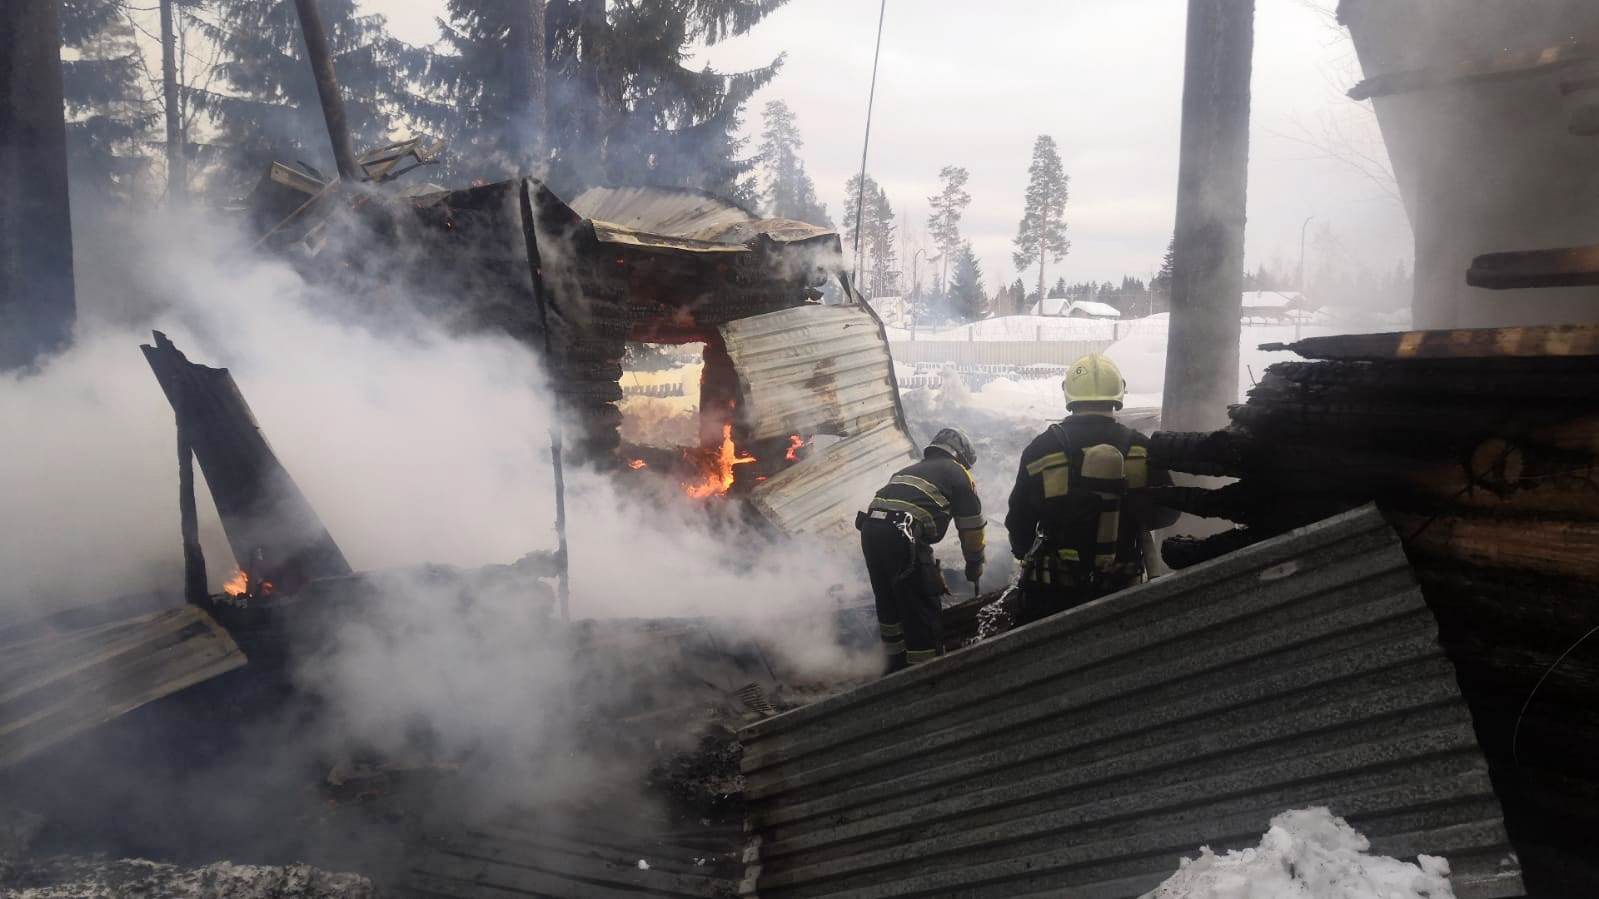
[1064,353,1126,410]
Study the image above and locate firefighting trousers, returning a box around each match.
[859,516,943,672]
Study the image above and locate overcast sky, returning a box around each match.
[377,0,1412,290]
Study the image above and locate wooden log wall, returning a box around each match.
[1148,325,1599,894]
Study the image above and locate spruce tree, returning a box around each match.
[1151,236,1176,296]
[755,100,830,226]
[60,0,152,201]
[419,0,786,195]
[1011,134,1070,310]
[926,164,970,288]
[192,1,424,189]
[948,242,986,322]
[866,184,898,299]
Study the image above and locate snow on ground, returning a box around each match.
[1139,808,1456,899]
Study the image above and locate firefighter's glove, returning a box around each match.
[965,561,984,585]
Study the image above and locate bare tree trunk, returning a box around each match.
[292,0,360,181]
[1,0,76,370]
[1162,0,1254,433]
[160,0,186,201]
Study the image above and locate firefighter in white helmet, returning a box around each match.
[1004,354,1177,625]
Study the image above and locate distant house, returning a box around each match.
[1029,297,1121,318]
[1066,300,1121,319]
[1240,291,1315,322]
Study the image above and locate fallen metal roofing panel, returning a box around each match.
[720,304,901,442]
[749,420,917,542]
[737,505,1522,899]
[0,605,246,768]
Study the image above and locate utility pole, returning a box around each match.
[1161,0,1254,433]
[1,0,77,370]
[160,0,186,201]
[1297,215,1314,342]
[292,0,361,181]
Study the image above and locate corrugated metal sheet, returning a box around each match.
[721,305,901,442]
[394,817,741,899]
[0,606,246,768]
[737,506,1522,899]
[750,420,917,541]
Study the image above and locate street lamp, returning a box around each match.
[1296,215,1315,342]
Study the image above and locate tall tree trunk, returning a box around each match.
[160,0,186,201]
[530,0,547,163]
[1,0,76,370]
[1162,0,1254,432]
[507,0,547,174]
[1036,210,1047,315]
[292,0,360,181]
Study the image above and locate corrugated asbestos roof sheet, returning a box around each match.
[721,304,901,442]
[750,420,917,542]
[737,506,1523,899]
[0,606,246,768]
[570,185,832,249]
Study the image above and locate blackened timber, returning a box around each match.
[1263,359,1599,400]
[1467,244,1599,290]
[1261,325,1599,361]
[141,331,351,592]
[1392,512,1599,582]
[178,413,208,606]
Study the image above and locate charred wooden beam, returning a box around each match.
[1393,512,1599,583]
[141,331,351,593]
[1150,483,1357,531]
[1262,359,1599,400]
[1261,325,1599,362]
[1467,244,1599,290]
[1347,34,1599,101]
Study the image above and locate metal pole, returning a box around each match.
[292,0,361,181]
[519,183,570,621]
[1296,215,1313,342]
[852,0,888,293]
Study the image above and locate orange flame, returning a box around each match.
[684,424,755,499]
[223,568,249,597]
[628,458,648,470]
[785,435,807,462]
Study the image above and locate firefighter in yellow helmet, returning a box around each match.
[1004,354,1177,625]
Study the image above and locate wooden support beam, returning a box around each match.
[1467,244,1599,290]
[1261,325,1599,361]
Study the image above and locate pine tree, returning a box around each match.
[755,100,830,226]
[193,0,423,189]
[845,173,897,296]
[60,0,152,201]
[866,184,899,299]
[1047,276,1067,299]
[926,165,970,288]
[948,242,986,322]
[1011,134,1070,311]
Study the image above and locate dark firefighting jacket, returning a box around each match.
[867,452,986,564]
[1005,412,1176,577]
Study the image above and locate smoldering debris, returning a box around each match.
[0,856,376,899]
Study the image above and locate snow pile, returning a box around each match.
[1141,808,1456,899]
